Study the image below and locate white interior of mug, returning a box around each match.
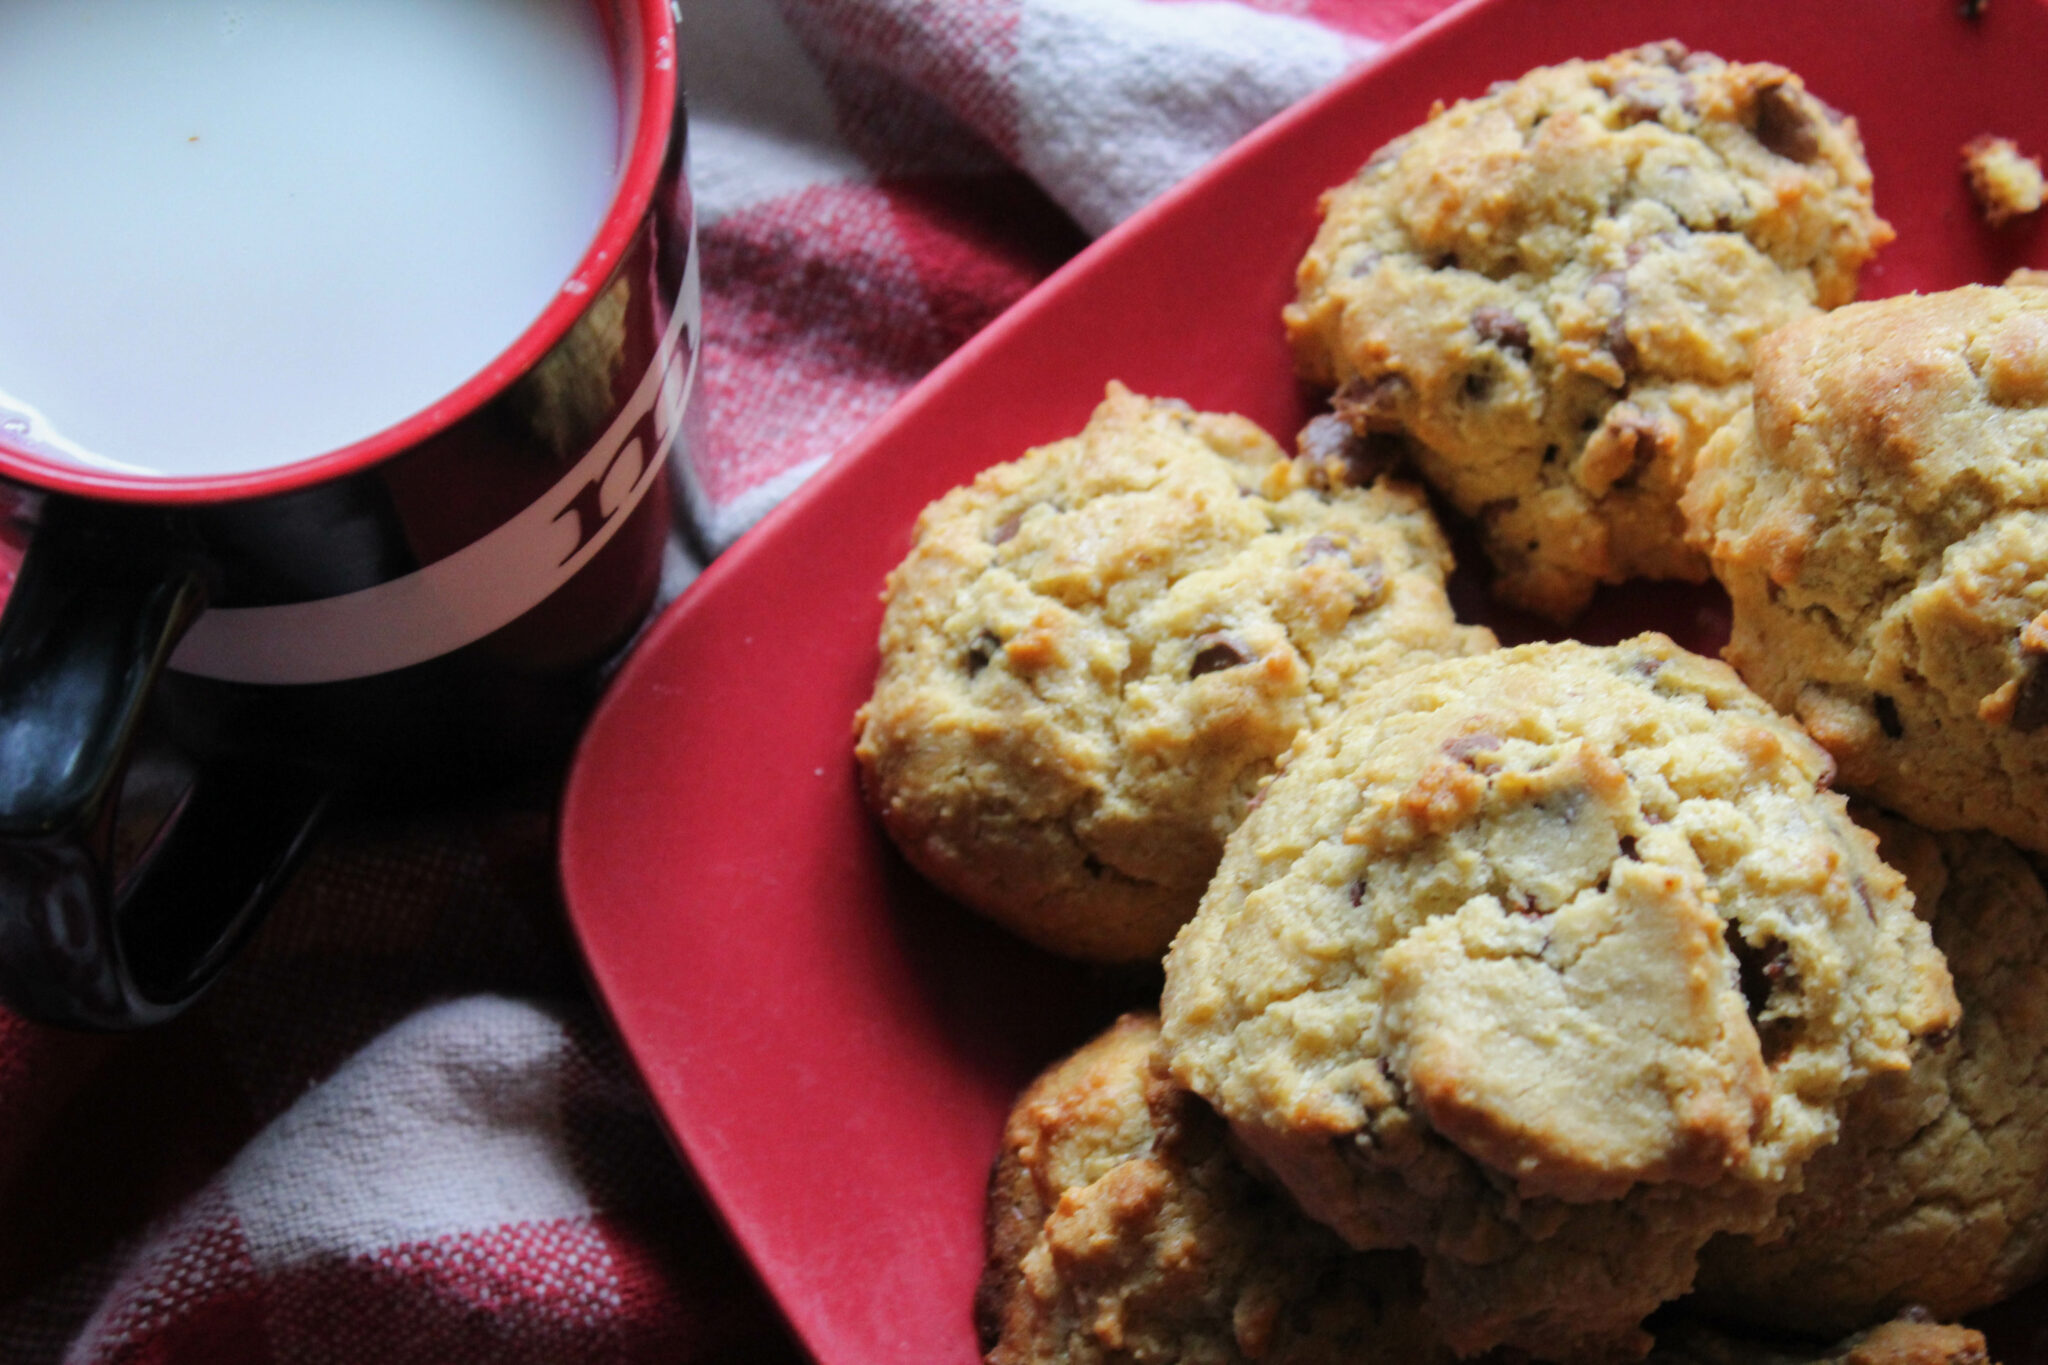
[0,0,680,505]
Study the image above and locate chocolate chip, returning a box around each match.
[1190,633,1251,678]
[1351,561,1387,614]
[1471,306,1532,358]
[1299,532,1348,565]
[1959,0,1988,19]
[1297,414,1356,464]
[1346,250,1384,278]
[1606,315,1637,375]
[1350,876,1368,908]
[1874,693,1904,739]
[965,629,1001,675]
[1444,731,1503,765]
[991,513,1022,545]
[1333,373,1411,431]
[1585,409,1667,490]
[2014,655,2048,732]
[1588,270,1637,373]
[1754,82,1821,163]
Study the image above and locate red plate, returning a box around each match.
[560,1,2048,1361]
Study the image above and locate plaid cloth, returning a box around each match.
[0,1,1451,1360]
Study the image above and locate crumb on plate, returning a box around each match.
[1963,135,2044,227]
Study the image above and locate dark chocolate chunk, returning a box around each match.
[1754,82,1822,163]
[1472,306,1533,358]
[1333,372,1412,431]
[1190,633,1251,678]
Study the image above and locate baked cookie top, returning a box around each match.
[1160,635,1957,1361]
[855,383,1493,963]
[1697,812,2048,1335]
[978,1012,1451,1365]
[1286,41,1890,620]
[1681,284,2048,854]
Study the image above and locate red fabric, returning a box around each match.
[0,2,1447,1361]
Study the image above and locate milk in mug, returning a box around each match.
[0,0,622,477]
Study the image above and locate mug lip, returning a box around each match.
[0,0,680,508]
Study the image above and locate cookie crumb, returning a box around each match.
[1962,135,2044,227]
[1959,0,1988,18]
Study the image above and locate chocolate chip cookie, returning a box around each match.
[1695,812,2048,1334]
[980,1012,1989,1365]
[1682,284,2048,855]
[1287,42,1891,619]
[1160,635,1958,1361]
[979,1012,1451,1365]
[855,383,1493,962]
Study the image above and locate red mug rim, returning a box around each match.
[0,0,680,508]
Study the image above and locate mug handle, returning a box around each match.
[0,497,330,1028]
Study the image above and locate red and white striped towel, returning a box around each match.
[0,2,1448,1360]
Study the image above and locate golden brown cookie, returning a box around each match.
[855,383,1493,962]
[978,1014,1991,1365]
[1286,41,1890,620]
[1694,813,2048,1335]
[1681,285,2048,855]
[1161,635,1957,1362]
[978,1012,1452,1365]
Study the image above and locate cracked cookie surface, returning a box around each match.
[855,383,1493,962]
[1682,285,2048,855]
[1286,41,1890,620]
[1696,812,2048,1335]
[1160,635,1957,1362]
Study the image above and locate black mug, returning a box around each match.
[0,0,694,1029]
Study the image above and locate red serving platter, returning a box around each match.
[558,1,2048,1361]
